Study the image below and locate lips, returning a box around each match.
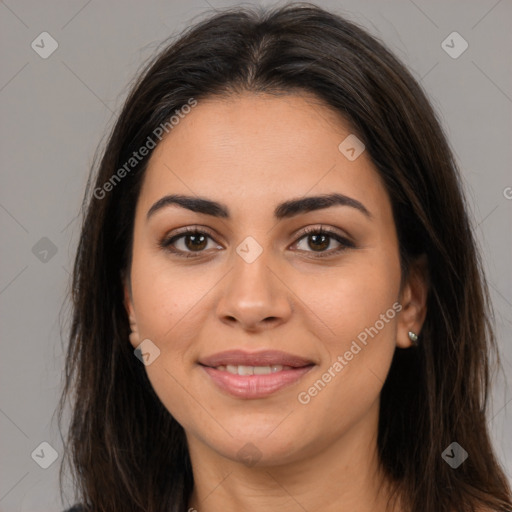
[199,350,315,399]
[199,349,314,369]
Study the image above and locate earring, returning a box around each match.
[408,331,419,346]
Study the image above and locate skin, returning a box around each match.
[124,92,428,512]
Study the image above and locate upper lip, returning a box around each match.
[199,350,314,368]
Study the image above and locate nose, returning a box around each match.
[216,247,293,332]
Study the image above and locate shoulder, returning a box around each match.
[63,506,85,512]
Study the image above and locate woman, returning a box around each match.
[58,3,512,511]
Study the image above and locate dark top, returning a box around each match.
[64,506,84,512]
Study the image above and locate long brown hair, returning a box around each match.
[58,4,512,511]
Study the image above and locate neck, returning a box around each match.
[186,404,400,512]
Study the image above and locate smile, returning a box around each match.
[215,364,293,375]
[199,350,315,399]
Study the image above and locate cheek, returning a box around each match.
[294,253,400,344]
[293,251,401,409]
[129,257,213,429]
[294,262,402,458]
[129,253,222,414]
[130,248,211,344]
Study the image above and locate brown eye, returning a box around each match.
[305,233,330,252]
[182,233,208,251]
[160,228,223,258]
[294,227,354,257]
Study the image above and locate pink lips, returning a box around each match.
[199,350,315,399]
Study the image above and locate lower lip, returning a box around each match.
[201,365,314,399]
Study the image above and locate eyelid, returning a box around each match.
[165,225,218,240]
[293,224,353,245]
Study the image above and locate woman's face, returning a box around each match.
[125,92,424,467]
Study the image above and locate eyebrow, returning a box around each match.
[146,192,372,221]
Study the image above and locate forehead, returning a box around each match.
[138,92,389,219]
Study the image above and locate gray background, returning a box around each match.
[1,0,511,510]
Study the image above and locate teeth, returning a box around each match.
[217,364,293,375]
[253,366,271,375]
[238,365,253,375]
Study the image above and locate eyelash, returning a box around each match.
[159,225,355,259]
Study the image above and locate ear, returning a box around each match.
[396,254,429,348]
[123,273,140,349]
